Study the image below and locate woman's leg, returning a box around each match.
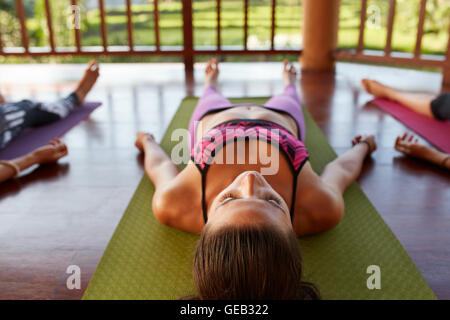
[264,84,302,109]
[361,79,436,118]
[34,59,99,121]
[0,100,37,149]
[33,93,79,123]
[196,85,232,111]
[429,93,450,120]
[73,60,100,104]
[0,93,79,149]
[0,61,99,149]
[196,58,231,111]
[189,59,232,146]
[264,60,306,140]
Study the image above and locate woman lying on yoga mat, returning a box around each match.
[0,138,68,184]
[135,58,377,300]
[0,60,99,150]
[361,78,450,120]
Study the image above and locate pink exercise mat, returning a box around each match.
[370,98,450,153]
[0,102,101,160]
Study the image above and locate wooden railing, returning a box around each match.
[335,0,450,77]
[1,0,449,86]
[2,0,301,77]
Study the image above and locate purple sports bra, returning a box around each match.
[190,119,309,223]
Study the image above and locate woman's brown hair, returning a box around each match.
[188,223,320,300]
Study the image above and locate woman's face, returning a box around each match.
[207,171,293,232]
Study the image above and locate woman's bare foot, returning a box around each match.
[205,58,219,89]
[74,60,100,104]
[361,78,394,98]
[282,59,297,87]
[135,131,155,152]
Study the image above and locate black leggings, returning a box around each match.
[0,93,79,149]
[430,93,450,120]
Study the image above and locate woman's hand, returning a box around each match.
[351,134,377,157]
[394,132,450,169]
[32,138,68,164]
[135,131,155,152]
[394,132,430,159]
[320,134,376,204]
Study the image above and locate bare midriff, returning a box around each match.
[195,105,299,143]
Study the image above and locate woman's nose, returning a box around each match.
[240,171,262,197]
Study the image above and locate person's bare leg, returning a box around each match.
[0,94,5,104]
[282,59,297,87]
[204,58,219,89]
[74,60,100,104]
[361,78,435,118]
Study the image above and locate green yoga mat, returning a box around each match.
[83,97,436,300]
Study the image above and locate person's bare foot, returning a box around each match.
[74,60,100,104]
[361,78,393,98]
[0,93,5,104]
[282,59,297,87]
[204,58,219,89]
[135,131,155,152]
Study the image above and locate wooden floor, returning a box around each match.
[0,62,448,299]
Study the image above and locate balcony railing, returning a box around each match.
[335,0,450,71]
[1,0,449,86]
[2,0,301,74]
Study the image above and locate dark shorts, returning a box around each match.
[430,93,450,120]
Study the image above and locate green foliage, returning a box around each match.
[0,12,21,47]
[0,0,15,12]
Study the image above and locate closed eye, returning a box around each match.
[217,192,287,214]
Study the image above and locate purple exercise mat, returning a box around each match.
[0,102,101,160]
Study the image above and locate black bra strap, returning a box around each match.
[289,174,298,222]
[201,172,208,223]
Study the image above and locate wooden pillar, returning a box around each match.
[443,25,450,92]
[444,67,450,92]
[182,0,194,96]
[301,0,340,72]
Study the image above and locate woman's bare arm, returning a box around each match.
[135,132,179,188]
[0,138,68,184]
[0,154,36,183]
[135,132,203,231]
[321,135,376,195]
[293,135,376,236]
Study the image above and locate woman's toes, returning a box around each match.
[290,65,296,74]
[361,79,367,87]
[361,79,371,93]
